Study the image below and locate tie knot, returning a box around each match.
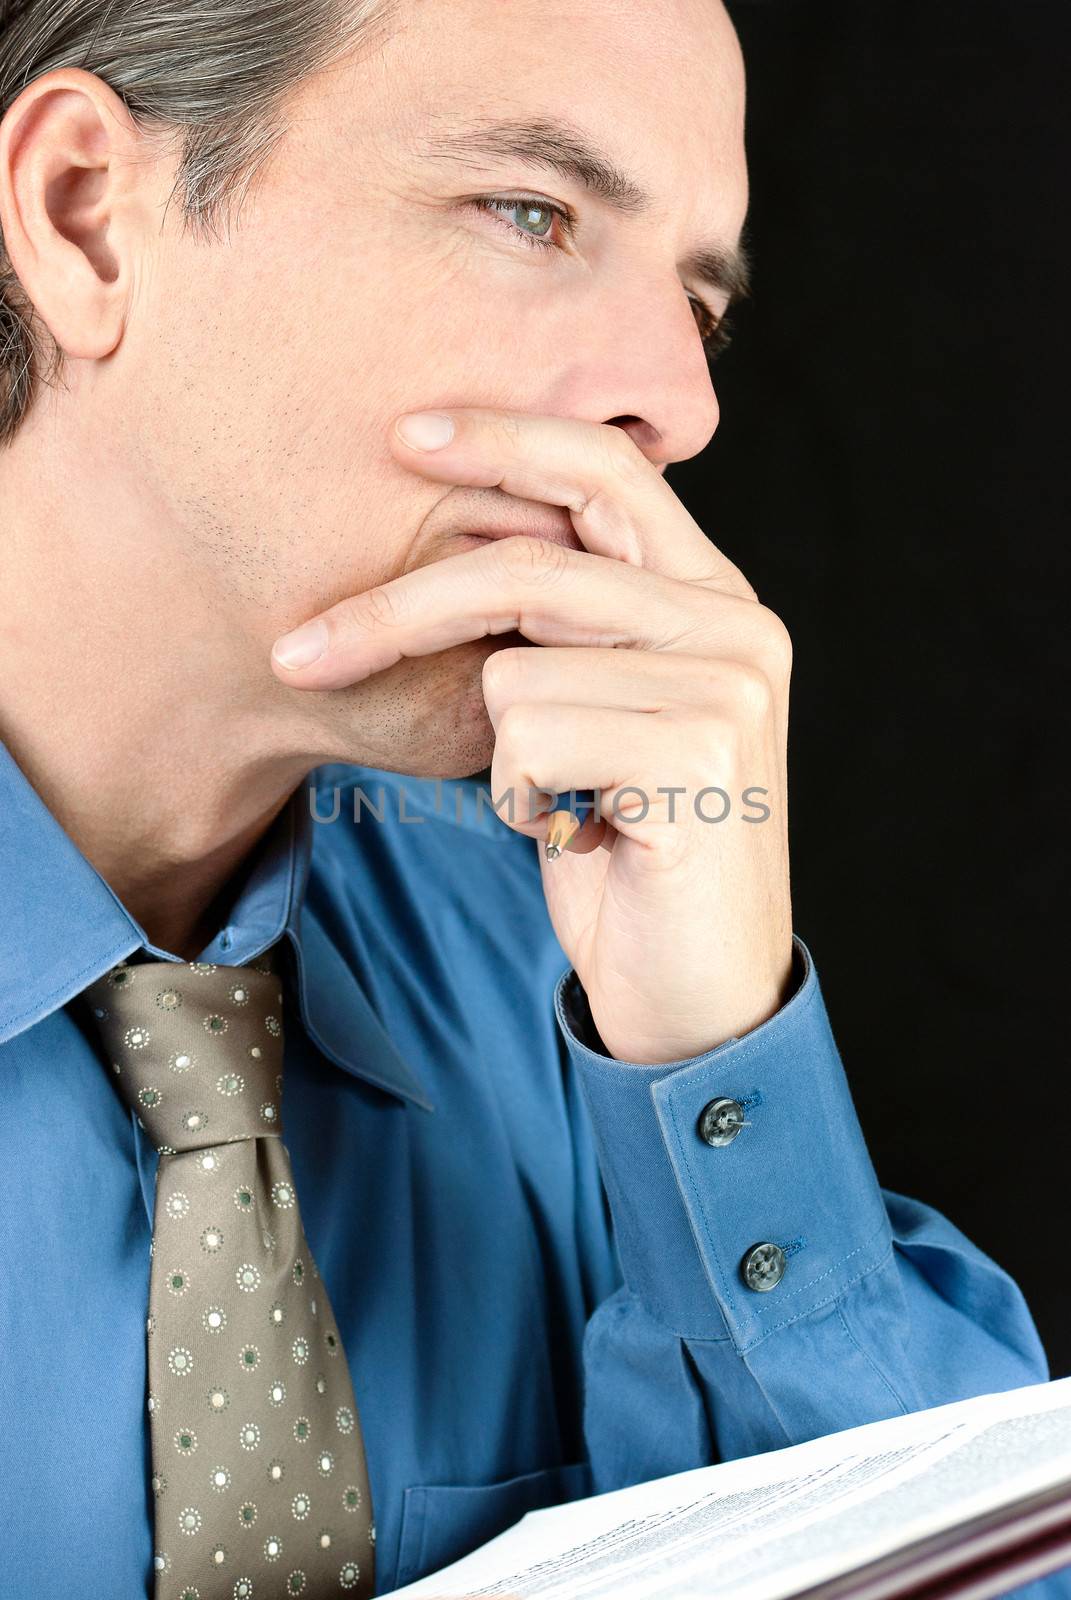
[80,948,287,1152]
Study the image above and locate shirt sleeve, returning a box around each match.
[552,934,1052,1508]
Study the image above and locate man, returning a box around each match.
[0,1,1057,1597]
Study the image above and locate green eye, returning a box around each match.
[470,194,570,250]
[507,201,554,237]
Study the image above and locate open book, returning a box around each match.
[382,1376,1071,1600]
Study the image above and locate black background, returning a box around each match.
[675,2,1069,1374]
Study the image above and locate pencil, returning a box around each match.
[544,789,597,861]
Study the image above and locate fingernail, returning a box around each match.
[272,619,328,670]
[395,411,455,450]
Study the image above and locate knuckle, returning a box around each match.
[681,709,740,776]
[726,659,775,720]
[481,645,526,702]
[690,657,771,722]
[599,425,647,487]
[701,561,758,603]
[492,412,523,448]
[755,605,793,679]
[493,533,571,587]
[495,700,542,757]
[347,582,407,633]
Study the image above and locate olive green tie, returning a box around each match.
[80,943,376,1600]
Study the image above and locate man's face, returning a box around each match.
[123,0,747,777]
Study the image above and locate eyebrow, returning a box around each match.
[419,115,751,305]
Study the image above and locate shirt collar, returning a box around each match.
[0,739,432,1112]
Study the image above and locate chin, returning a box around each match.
[408,651,500,778]
[322,636,507,780]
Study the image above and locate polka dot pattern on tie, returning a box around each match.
[81,943,375,1599]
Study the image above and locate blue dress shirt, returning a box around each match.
[0,739,1064,1598]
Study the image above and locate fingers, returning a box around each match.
[390,407,755,595]
[271,534,768,692]
[481,645,775,728]
[488,701,678,841]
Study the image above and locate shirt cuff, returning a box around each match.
[553,934,893,1350]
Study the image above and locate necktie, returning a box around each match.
[79,943,376,1600]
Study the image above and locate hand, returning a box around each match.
[270,409,795,1063]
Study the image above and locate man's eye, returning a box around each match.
[469,197,732,363]
[689,296,733,364]
[466,195,572,250]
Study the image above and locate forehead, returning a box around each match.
[366,0,748,232]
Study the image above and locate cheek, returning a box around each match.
[129,248,455,619]
[131,208,515,627]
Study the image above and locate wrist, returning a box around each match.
[578,937,801,1065]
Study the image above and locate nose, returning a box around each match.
[551,269,723,471]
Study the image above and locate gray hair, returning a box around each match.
[0,0,395,447]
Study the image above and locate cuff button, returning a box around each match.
[741,1241,787,1292]
[697,1097,745,1147]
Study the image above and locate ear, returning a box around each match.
[0,67,153,361]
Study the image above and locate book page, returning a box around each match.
[381,1377,1071,1599]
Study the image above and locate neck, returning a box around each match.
[0,423,323,959]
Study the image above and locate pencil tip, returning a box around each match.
[544,843,561,861]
